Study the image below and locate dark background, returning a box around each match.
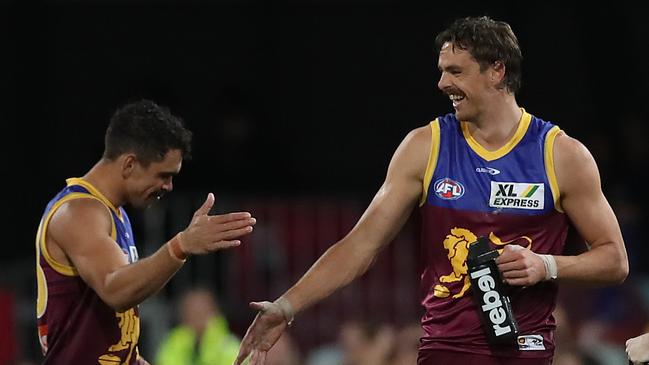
[2,1,649,363]
[3,1,647,263]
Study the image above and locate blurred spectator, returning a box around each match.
[155,288,239,365]
[307,319,395,365]
[388,322,421,365]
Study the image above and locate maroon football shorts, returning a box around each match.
[418,350,552,365]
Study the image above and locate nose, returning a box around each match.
[437,72,450,91]
[162,179,173,192]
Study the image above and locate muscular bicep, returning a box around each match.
[347,126,430,248]
[48,199,130,300]
[555,134,625,251]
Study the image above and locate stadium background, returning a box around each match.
[1,1,648,364]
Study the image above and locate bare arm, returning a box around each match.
[49,193,256,312]
[498,133,628,286]
[551,133,628,284]
[235,126,431,364]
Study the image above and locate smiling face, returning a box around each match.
[124,149,183,208]
[437,42,504,122]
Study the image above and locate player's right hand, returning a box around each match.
[234,301,288,365]
[180,193,256,255]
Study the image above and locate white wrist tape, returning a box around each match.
[539,254,558,280]
[274,296,295,327]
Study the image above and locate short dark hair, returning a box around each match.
[103,99,192,166]
[435,16,523,93]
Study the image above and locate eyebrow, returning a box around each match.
[438,65,462,72]
[158,171,179,178]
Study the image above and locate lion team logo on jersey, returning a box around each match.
[433,228,532,299]
[434,178,465,200]
[489,182,544,210]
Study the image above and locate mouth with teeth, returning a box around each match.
[448,93,466,108]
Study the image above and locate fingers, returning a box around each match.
[210,212,254,223]
[503,277,531,286]
[205,227,254,251]
[209,240,242,250]
[497,260,525,272]
[501,268,529,279]
[496,245,525,264]
[234,349,251,365]
[218,225,255,240]
[251,349,266,365]
[217,217,257,232]
[194,193,215,217]
[250,301,271,311]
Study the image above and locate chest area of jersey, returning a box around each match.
[429,144,551,214]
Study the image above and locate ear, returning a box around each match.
[120,154,138,178]
[490,61,506,86]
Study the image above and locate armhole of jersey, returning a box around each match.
[419,119,441,206]
[36,219,48,318]
[544,126,564,213]
[39,193,117,276]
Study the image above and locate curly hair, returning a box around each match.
[103,99,192,166]
[435,16,523,93]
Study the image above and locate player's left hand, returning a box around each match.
[496,245,546,286]
[626,333,649,364]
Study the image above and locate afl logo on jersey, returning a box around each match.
[434,178,465,200]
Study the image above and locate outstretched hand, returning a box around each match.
[180,193,256,255]
[234,301,288,365]
[627,332,649,364]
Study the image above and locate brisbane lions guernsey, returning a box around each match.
[36,178,141,364]
[419,109,569,358]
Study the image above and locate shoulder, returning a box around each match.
[553,132,601,195]
[385,123,434,180]
[398,122,435,162]
[404,123,433,145]
[554,132,596,169]
[50,196,113,236]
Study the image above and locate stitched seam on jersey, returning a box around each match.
[544,126,563,213]
[420,119,441,206]
[66,178,123,221]
[461,109,532,161]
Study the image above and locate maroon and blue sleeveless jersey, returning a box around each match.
[36,178,141,364]
[418,109,568,358]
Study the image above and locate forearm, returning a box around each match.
[101,239,184,311]
[554,241,628,285]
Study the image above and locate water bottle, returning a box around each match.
[467,236,519,345]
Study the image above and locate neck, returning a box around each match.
[466,95,522,150]
[82,159,125,208]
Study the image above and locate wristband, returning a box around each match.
[168,233,188,262]
[539,254,557,280]
[274,296,295,327]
